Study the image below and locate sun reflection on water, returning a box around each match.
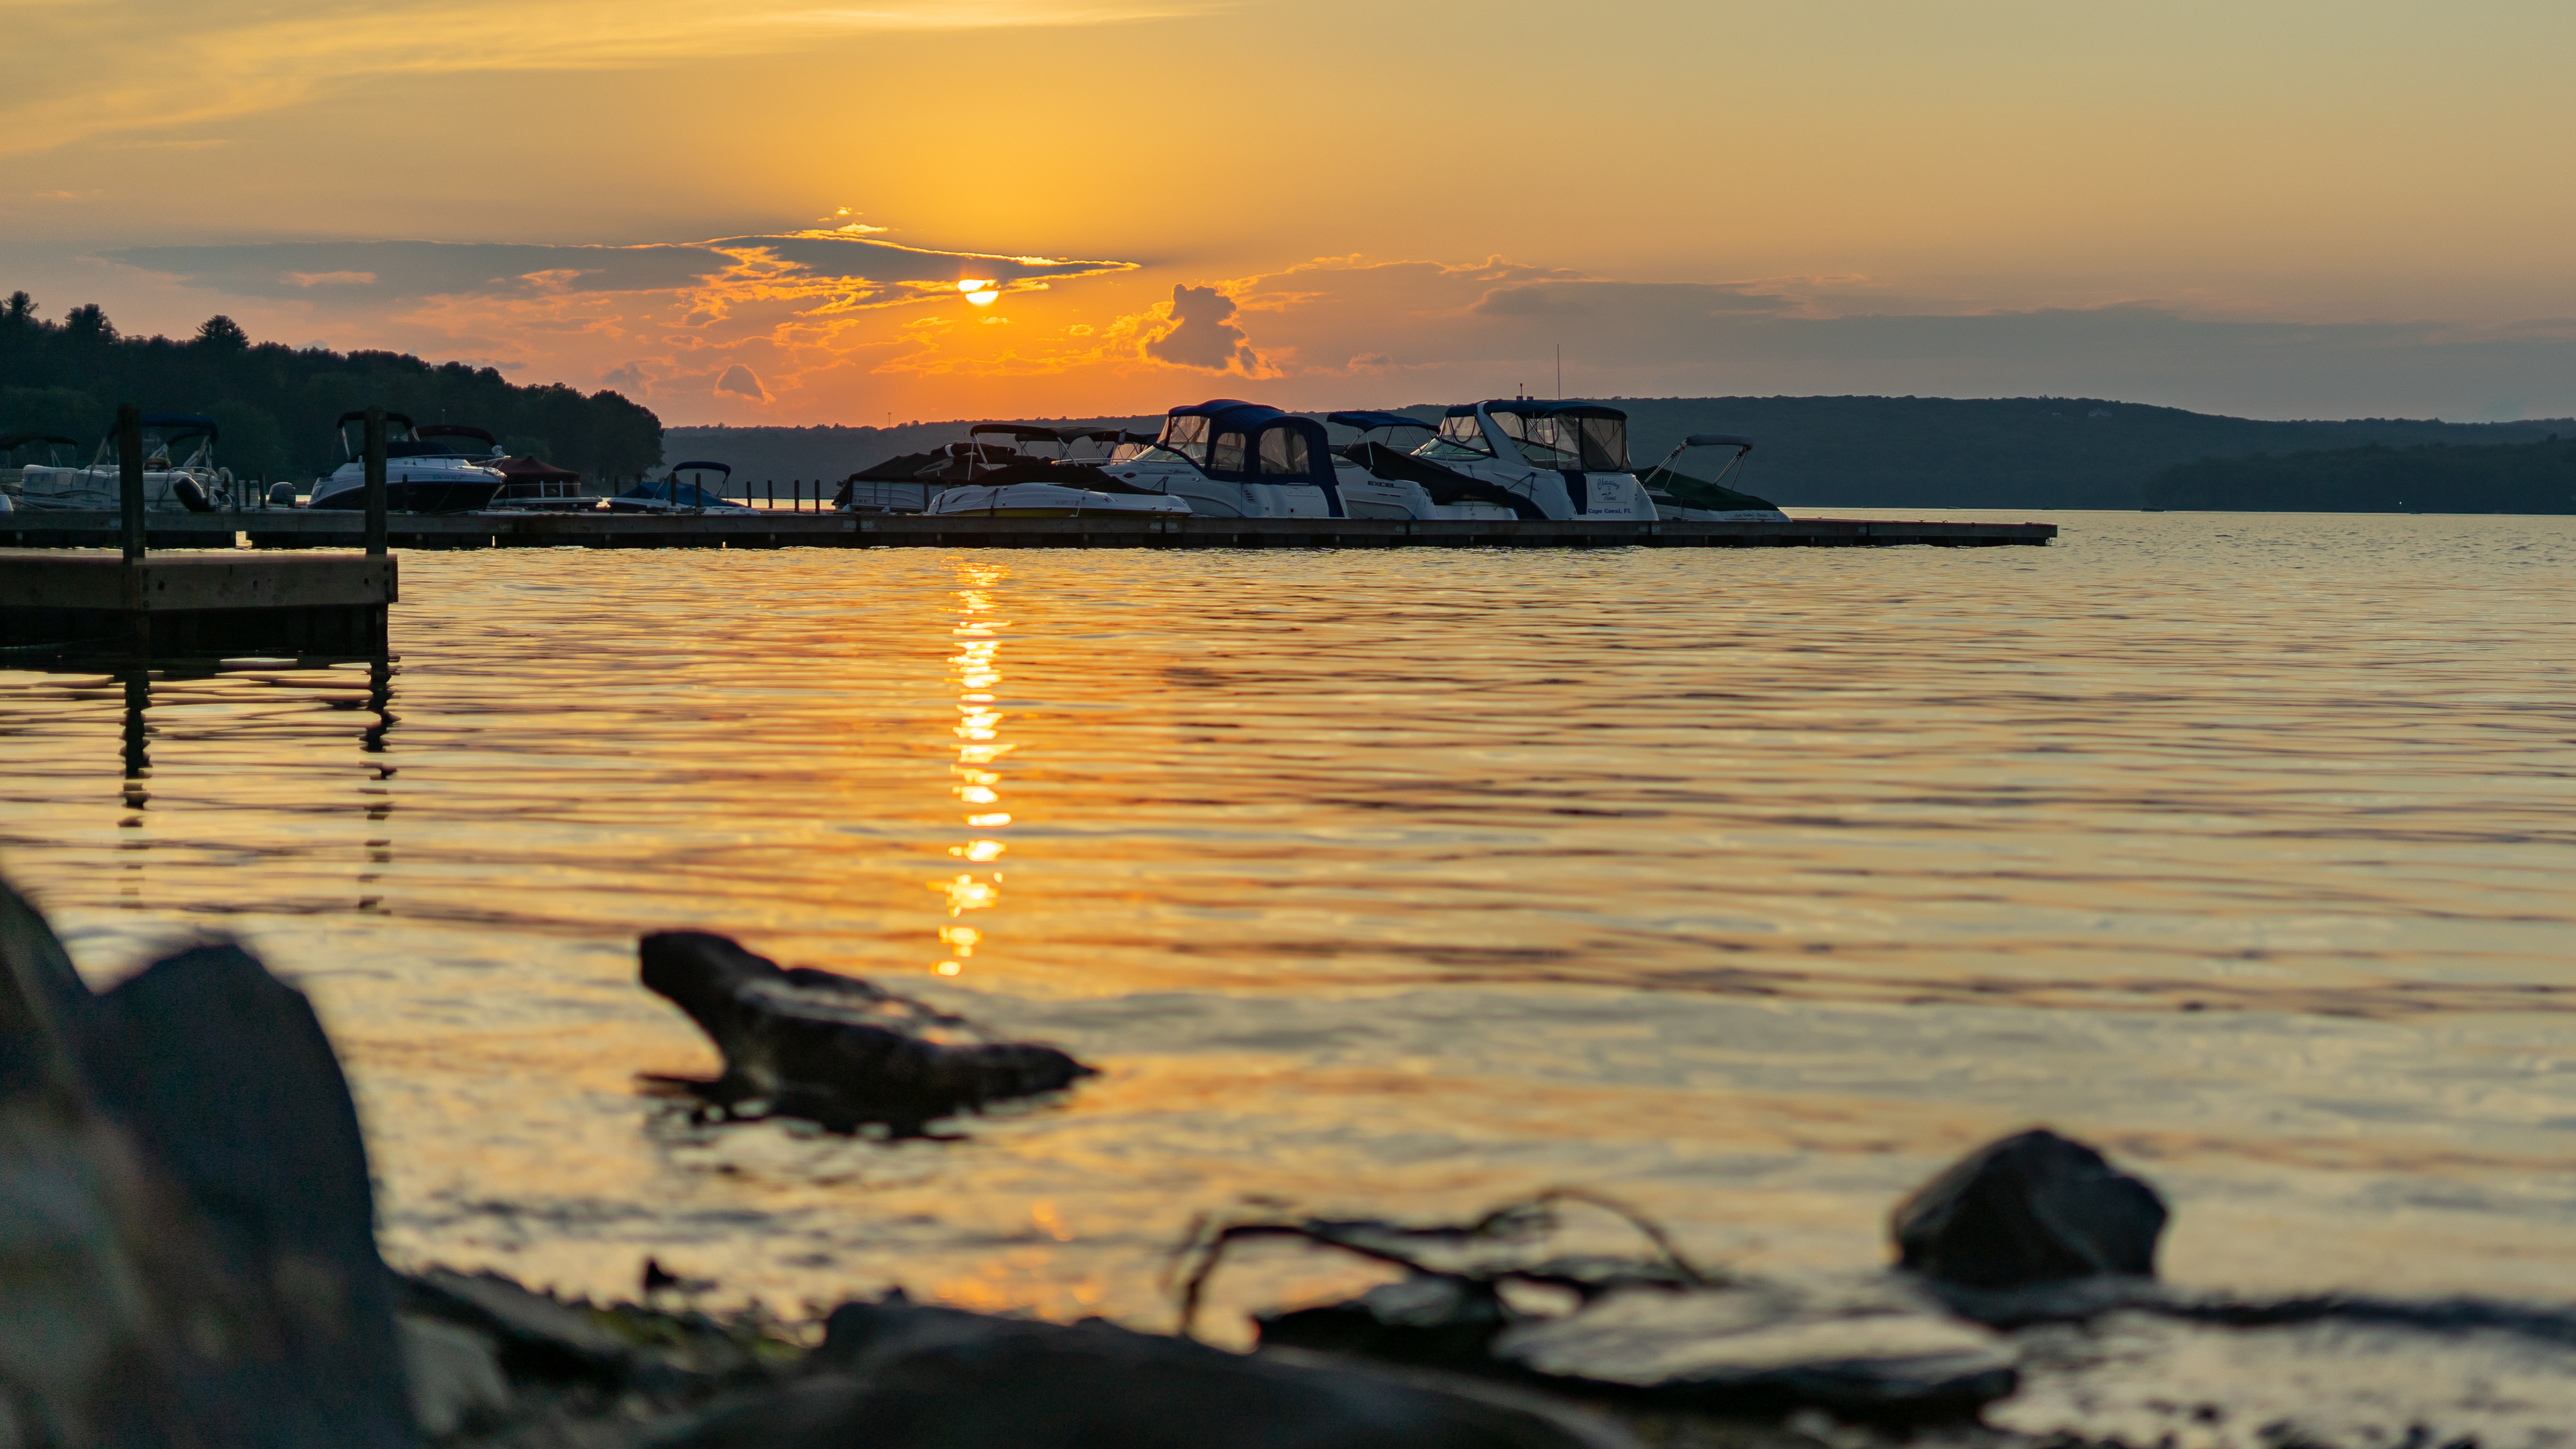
[935,563,1013,974]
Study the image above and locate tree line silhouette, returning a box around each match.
[1,291,661,483]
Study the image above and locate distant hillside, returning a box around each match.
[0,291,662,483]
[671,398,2574,510]
[2147,436,2576,513]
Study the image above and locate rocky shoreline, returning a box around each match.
[11,879,2576,1448]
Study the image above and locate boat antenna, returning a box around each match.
[1555,344,1562,400]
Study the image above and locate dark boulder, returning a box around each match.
[1891,1128,2168,1290]
[654,1296,1630,1449]
[0,876,417,1446]
[637,931,1094,1134]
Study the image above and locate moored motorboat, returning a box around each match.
[1326,411,1532,520]
[1379,400,1660,521]
[15,414,235,511]
[309,412,508,513]
[1084,400,1345,518]
[609,460,754,514]
[1634,434,1788,521]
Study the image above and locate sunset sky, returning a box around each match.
[6,0,2572,425]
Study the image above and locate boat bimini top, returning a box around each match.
[1643,433,1756,483]
[94,413,221,468]
[1153,400,1338,489]
[415,424,504,458]
[1,432,80,461]
[1422,401,1632,472]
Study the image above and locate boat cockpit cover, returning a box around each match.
[1685,433,1755,450]
[0,432,78,452]
[1326,411,1434,433]
[334,411,417,432]
[1461,401,1629,471]
[971,424,1064,444]
[1157,400,1336,486]
[668,460,733,478]
[418,425,500,446]
[621,475,729,505]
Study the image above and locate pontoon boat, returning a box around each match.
[15,414,236,511]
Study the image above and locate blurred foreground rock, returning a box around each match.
[653,1296,1635,1449]
[638,931,1094,1135]
[0,876,415,1445]
[1889,1130,2167,1291]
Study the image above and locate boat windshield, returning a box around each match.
[1492,411,1629,470]
[1415,413,1495,460]
[1122,444,1195,467]
[1157,414,1211,464]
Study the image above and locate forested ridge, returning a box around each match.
[2147,435,2576,513]
[0,291,662,483]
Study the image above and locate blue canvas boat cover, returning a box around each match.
[1159,400,1338,491]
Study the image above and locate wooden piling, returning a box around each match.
[364,405,388,558]
[118,403,146,564]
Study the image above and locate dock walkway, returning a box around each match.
[1,511,2054,551]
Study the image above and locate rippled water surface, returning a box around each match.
[5,511,2573,1338]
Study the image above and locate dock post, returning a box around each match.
[364,405,388,558]
[118,403,145,564]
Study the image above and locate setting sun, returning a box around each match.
[957,278,1001,306]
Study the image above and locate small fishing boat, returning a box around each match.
[1084,400,1345,518]
[608,461,754,514]
[309,413,507,513]
[1634,434,1788,521]
[15,414,236,511]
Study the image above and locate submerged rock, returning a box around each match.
[1491,1283,2017,1422]
[637,931,1094,1134]
[1890,1128,2167,1291]
[0,876,417,1446]
[654,1295,1633,1449]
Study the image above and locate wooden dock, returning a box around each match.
[0,549,394,657]
[0,510,2055,551]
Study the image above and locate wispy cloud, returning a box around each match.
[0,0,1211,155]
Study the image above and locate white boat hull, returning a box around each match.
[928,483,1192,518]
[15,465,230,512]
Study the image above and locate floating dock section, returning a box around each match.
[0,548,395,656]
[1,511,2055,551]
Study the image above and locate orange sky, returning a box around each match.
[6,0,2573,422]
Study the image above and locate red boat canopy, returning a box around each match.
[492,456,579,484]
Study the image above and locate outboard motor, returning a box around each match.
[268,481,300,508]
[173,476,216,513]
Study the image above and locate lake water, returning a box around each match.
[4,511,2573,1347]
